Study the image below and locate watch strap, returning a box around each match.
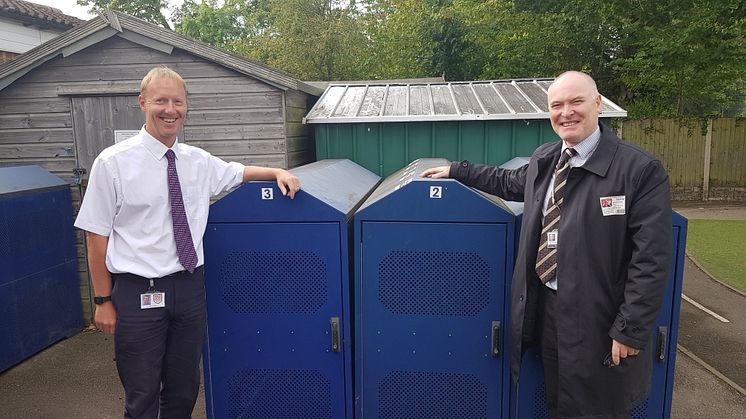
[94,295,112,305]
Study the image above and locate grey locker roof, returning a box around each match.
[0,165,67,197]
[289,159,381,214]
[358,158,512,213]
[304,79,627,124]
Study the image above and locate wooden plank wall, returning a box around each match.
[0,35,315,322]
[284,89,315,167]
[710,118,746,194]
[621,118,746,201]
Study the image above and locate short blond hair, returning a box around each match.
[140,66,187,95]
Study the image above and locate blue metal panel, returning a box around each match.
[510,212,688,418]
[355,159,520,419]
[0,166,82,372]
[204,223,346,419]
[203,159,380,419]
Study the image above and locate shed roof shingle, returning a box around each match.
[0,10,310,94]
[0,0,85,29]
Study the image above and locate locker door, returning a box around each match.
[359,221,508,419]
[203,222,346,419]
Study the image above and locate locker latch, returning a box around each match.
[330,317,340,353]
[657,326,668,362]
[491,320,501,357]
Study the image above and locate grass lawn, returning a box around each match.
[686,219,746,293]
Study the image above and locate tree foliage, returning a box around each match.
[77,0,172,30]
[232,0,369,80]
[92,0,745,118]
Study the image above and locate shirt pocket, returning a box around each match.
[183,185,208,221]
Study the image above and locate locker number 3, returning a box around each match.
[430,186,443,199]
[261,188,274,200]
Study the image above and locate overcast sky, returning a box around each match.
[29,0,185,22]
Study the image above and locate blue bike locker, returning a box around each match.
[353,158,521,419]
[203,159,380,419]
[0,165,83,372]
[510,210,688,417]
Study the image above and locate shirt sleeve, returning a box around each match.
[73,157,119,236]
[205,153,245,197]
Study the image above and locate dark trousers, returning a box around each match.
[111,267,206,419]
[539,285,629,419]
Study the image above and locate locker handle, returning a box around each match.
[491,321,501,357]
[330,317,340,353]
[657,326,668,362]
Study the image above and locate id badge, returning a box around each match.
[547,229,558,249]
[140,292,165,309]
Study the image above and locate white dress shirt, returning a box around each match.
[74,127,244,278]
[542,126,601,290]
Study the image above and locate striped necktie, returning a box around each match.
[535,147,576,283]
[166,149,197,273]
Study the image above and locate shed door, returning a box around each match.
[71,96,142,192]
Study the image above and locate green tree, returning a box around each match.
[236,0,368,80]
[359,0,434,79]
[77,0,172,29]
[173,0,269,52]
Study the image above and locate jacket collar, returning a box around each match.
[535,123,619,177]
[581,123,619,177]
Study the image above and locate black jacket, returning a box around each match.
[451,124,672,418]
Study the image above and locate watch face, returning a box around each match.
[94,296,111,304]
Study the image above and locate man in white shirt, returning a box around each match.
[75,66,300,418]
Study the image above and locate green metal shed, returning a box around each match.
[304,79,626,176]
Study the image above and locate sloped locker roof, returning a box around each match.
[305,80,626,124]
[0,165,67,198]
[209,159,380,223]
[356,158,518,223]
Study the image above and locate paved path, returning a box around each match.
[679,258,746,391]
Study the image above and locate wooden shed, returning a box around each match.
[0,11,318,322]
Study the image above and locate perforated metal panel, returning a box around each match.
[632,399,649,418]
[0,166,82,372]
[227,369,332,419]
[532,384,549,418]
[378,250,490,316]
[378,371,488,419]
[204,159,380,419]
[220,250,327,314]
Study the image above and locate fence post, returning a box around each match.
[702,118,713,201]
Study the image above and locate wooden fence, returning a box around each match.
[619,118,746,201]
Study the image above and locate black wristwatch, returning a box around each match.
[94,295,112,305]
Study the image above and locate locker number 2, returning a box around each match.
[261,188,274,200]
[430,186,443,199]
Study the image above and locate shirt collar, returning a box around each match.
[563,126,601,160]
[139,126,181,160]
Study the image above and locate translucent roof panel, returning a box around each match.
[304,79,627,124]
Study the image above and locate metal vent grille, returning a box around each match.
[378,250,490,316]
[531,385,648,418]
[532,383,549,418]
[220,251,327,314]
[378,370,487,419]
[227,369,332,419]
[631,398,649,418]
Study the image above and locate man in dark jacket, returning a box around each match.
[422,71,672,418]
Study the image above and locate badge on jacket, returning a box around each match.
[599,195,625,216]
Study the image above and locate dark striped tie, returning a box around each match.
[535,148,576,283]
[166,149,197,273]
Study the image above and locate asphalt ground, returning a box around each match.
[1,201,744,418]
